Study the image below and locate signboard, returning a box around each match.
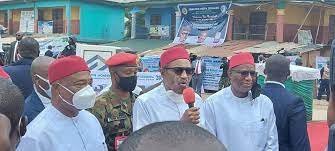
[316,56,329,70]
[19,11,35,33]
[77,44,121,71]
[173,2,231,46]
[91,70,162,94]
[38,37,68,56]
[140,56,160,72]
[149,25,170,37]
[202,56,223,91]
[38,21,53,34]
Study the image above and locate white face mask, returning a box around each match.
[58,84,96,110]
[35,74,52,98]
[166,90,184,104]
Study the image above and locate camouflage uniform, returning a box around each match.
[89,89,135,151]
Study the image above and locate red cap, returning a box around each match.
[160,47,189,68]
[105,52,138,67]
[0,67,9,79]
[183,87,195,104]
[48,56,90,84]
[229,52,254,69]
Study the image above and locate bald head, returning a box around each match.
[31,56,55,79]
[264,54,290,82]
[119,121,226,151]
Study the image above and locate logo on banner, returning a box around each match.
[86,55,108,71]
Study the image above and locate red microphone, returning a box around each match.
[183,87,195,108]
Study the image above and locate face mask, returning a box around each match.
[166,90,184,104]
[116,74,137,92]
[58,84,96,110]
[35,74,52,98]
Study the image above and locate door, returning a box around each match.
[329,15,335,44]
[52,8,64,33]
[249,12,267,40]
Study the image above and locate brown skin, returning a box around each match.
[31,57,55,99]
[228,64,256,98]
[51,71,93,117]
[160,59,200,124]
[16,33,23,41]
[0,114,11,151]
[109,66,138,102]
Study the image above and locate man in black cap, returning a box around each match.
[60,36,77,57]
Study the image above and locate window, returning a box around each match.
[150,15,161,25]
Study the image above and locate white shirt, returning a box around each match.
[13,41,19,62]
[203,86,278,151]
[132,84,205,131]
[265,81,285,88]
[16,105,107,151]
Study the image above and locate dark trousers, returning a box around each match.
[318,79,330,101]
[192,74,203,96]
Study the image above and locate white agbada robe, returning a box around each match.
[16,105,107,151]
[203,86,278,151]
[133,84,205,131]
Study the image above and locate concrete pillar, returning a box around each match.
[131,13,136,39]
[7,10,12,35]
[34,6,38,33]
[66,3,72,35]
[227,10,234,41]
[276,9,285,43]
[175,11,181,37]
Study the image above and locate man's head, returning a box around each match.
[17,37,40,59]
[119,121,226,151]
[68,36,77,45]
[197,30,208,43]
[228,52,256,97]
[49,56,94,117]
[179,26,191,43]
[31,56,55,99]
[264,54,290,83]
[0,79,26,148]
[15,32,23,41]
[105,52,138,92]
[295,57,303,66]
[160,47,192,94]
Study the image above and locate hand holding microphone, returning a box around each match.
[180,88,200,125]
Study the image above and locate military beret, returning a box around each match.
[105,52,138,67]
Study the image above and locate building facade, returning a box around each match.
[128,0,335,45]
[0,0,125,43]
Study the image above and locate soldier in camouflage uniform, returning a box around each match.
[89,52,138,151]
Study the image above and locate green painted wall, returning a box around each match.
[72,1,125,43]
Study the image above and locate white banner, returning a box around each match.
[38,21,53,34]
[91,70,162,94]
[38,37,68,56]
[19,11,35,33]
[77,44,121,71]
[202,57,223,91]
[140,56,160,72]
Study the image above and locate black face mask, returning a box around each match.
[116,74,137,92]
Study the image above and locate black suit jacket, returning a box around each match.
[262,83,311,151]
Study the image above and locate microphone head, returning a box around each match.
[183,87,195,104]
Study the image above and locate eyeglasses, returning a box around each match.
[231,70,257,77]
[165,67,194,75]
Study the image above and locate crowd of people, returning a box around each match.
[0,34,320,151]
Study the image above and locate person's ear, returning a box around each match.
[227,69,232,80]
[263,68,267,75]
